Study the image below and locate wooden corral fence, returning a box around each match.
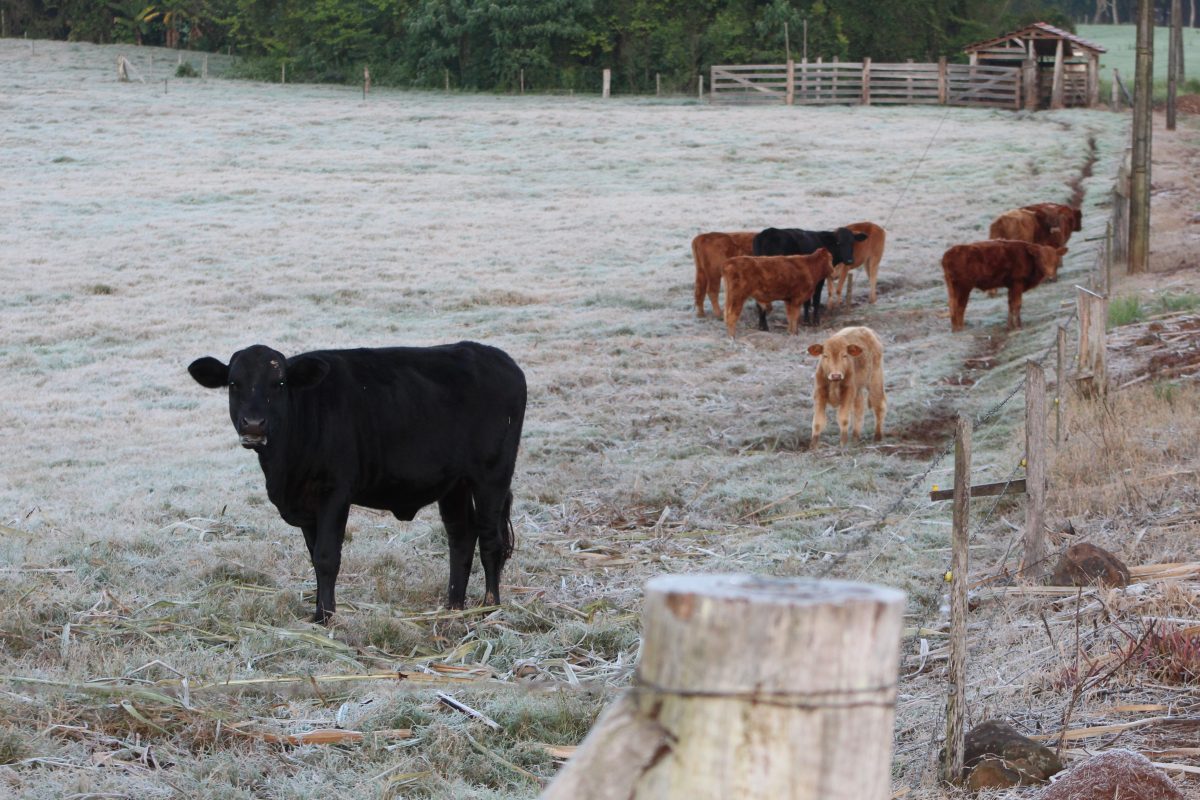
[710,58,1020,110]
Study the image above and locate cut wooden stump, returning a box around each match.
[541,574,905,799]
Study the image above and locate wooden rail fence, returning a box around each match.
[711,59,1021,110]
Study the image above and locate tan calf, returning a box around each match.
[722,251,834,337]
[807,326,886,448]
[691,231,756,318]
[829,221,886,307]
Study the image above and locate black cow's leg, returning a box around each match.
[809,278,826,326]
[438,480,476,609]
[311,502,349,624]
[756,302,769,331]
[474,488,514,606]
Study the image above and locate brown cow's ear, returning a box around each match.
[846,344,863,357]
[807,344,824,356]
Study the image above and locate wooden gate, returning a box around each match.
[711,61,1020,110]
[709,64,789,104]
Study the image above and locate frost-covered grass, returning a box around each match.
[0,40,1133,798]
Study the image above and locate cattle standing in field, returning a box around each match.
[829,221,886,307]
[941,240,1067,332]
[188,342,526,623]
[988,208,1067,249]
[722,250,834,337]
[691,231,756,318]
[807,326,886,448]
[751,226,867,328]
[1023,202,1082,242]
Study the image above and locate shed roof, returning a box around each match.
[963,22,1106,55]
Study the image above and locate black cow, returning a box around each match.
[188,342,526,623]
[751,227,867,328]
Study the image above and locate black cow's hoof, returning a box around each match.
[313,609,333,625]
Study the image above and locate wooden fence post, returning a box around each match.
[861,57,871,105]
[1023,58,1038,110]
[602,68,611,99]
[1075,286,1108,399]
[938,57,948,105]
[117,55,129,82]
[698,73,704,100]
[542,574,905,800]
[363,65,370,99]
[656,73,661,96]
[1022,361,1048,580]
[1129,0,1153,275]
[1056,326,1067,446]
[1050,38,1065,109]
[1105,220,1114,294]
[445,68,450,91]
[202,54,208,81]
[943,413,971,785]
[1113,162,1130,265]
[281,62,286,84]
[786,60,795,106]
[1087,53,1100,108]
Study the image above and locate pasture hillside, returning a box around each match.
[1077,23,1200,92]
[0,40,1133,798]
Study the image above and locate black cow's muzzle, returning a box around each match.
[239,418,268,448]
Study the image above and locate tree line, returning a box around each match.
[3,0,1183,92]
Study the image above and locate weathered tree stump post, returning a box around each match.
[542,574,905,800]
[602,68,611,99]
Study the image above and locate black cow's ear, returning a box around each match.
[853,233,868,241]
[288,356,330,389]
[188,357,229,388]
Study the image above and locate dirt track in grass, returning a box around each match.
[0,39,1137,798]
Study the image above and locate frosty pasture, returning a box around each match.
[0,40,1130,798]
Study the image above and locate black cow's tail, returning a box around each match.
[501,491,516,561]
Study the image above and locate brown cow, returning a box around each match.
[829,221,886,307]
[988,208,1066,248]
[691,231,756,318]
[807,326,886,448]
[1023,202,1082,241]
[722,251,833,337]
[941,240,1067,332]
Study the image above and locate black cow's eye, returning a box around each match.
[278,380,285,388]
[229,381,238,389]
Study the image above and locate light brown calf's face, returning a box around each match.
[1038,245,1068,281]
[807,341,863,382]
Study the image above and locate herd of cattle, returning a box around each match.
[691,200,1080,459]
[184,202,1080,618]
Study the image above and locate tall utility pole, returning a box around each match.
[1169,0,1181,131]
[1129,0,1153,274]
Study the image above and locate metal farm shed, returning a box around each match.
[963,22,1105,110]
